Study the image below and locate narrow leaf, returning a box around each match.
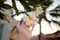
[0,3,13,9]
[12,0,19,15]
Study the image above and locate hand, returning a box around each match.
[15,21,34,40]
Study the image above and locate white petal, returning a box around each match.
[50,21,60,32]
[41,18,55,34]
[45,11,52,21]
[13,14,25,21]
[32,23,40,37]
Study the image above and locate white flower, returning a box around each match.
[22,14,38,26]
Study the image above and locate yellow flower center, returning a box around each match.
[28,16,33,21]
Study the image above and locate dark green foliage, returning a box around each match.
[0,0,6,3]
[0,0,53,17]
[50,13,60,17]
[40,0,52,10]
[18,0,40,12]
[50,6,60,17]
[0,0,12,19]
[12,0,19,15]
[0,3,12,19]
[0,12,5,20]
[0,3,13,9]
[20,19,23,24]
[17,0,52,12]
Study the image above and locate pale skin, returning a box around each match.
[15,21,34,40]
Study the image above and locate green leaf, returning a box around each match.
[20,19,23,24]
[0,12,5,20]
[0,3,13,9]
[18,0,40,12]
[40,0,52,10]
[18,0,32,12]
[0,0,6,3]
[12,0,19,15]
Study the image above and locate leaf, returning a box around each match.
[50,13,60,17]
[20,19,23,24]
[52,20,60,25]
[0,0,6,3]
[40,0,52,10]
[0,12,5,20]
[18,0,32,12]
[12,0,19,15]
[0,3,13,9]
[18,0,40,12]
[12,11,28,17]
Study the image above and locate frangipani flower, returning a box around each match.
[22,13,38,26]
[22,6,43,26]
